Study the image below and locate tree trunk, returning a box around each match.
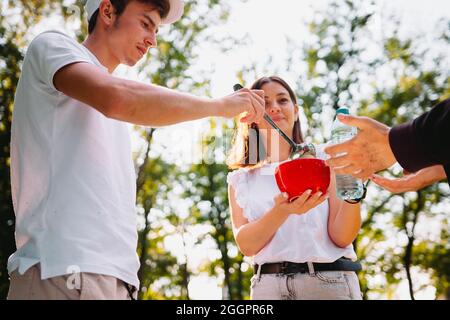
[236,256,244,300]
[403,191,423,301]
[404,237,415,300]
[136,129,156,299]
[180,229,190,300]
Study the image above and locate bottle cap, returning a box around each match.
[336,108,350,115]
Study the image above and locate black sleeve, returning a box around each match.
[445,164,450,183]
[389,99,450,173]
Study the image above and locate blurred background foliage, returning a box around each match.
[0,0,448,299]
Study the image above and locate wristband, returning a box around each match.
[344,181,369,204]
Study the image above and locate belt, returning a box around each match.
[254,258,362,275]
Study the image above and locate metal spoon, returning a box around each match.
[233,83,316,159]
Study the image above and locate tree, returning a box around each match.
[180,119,252,300]
[133,0,236,299]
[289,0,450,299]
[237,0,449,299]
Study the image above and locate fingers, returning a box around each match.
[336,114,371,130]
[249,90,265,123]
[370,174,404,193]
[325,145,374,179]
[274,192,289,205]
[324,140,353,159]
[253,89,265,99]
[332,164,363,176]
[292,189,313,206]
[354,169,372,180]
[325,153,350,168]
[301,191,329,209]
[239,89,265,124]
[290,190,329,214]
[331,166,371,180]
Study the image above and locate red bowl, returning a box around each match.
[275,158,331,201]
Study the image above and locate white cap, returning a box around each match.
[85,0,184,25]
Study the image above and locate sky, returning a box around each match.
[16,0,450,300]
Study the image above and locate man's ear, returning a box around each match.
[98,0,115,27]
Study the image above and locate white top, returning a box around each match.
[9,31,140,287]
[227,146,357,265]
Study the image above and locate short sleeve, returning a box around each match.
[227,169,251,220]
[27,31,95,91]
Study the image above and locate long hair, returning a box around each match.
[226,76,304,169]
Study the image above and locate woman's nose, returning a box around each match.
[268,103,281,114]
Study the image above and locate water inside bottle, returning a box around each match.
[332,127,364,200]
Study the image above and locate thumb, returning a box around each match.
[274,193,289,205]
[337,114,370,130]
[253,89,265,98]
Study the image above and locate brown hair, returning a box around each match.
[226,76,304,169]
[88,0,171,34]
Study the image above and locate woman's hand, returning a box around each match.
[273,190,329,216]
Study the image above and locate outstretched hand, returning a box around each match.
[370,165,446,193]
[324,114,397,179]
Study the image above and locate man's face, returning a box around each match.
[107,1,162,66]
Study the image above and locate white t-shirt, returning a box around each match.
[227,146,357,265]
[9,31,140,288]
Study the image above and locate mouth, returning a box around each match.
[136,46,147,57]
[270,116,286,122]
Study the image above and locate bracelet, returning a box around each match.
[344,181,369,204]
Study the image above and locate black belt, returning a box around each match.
[254,258,362,275]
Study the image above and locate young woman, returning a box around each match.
[227,76,363,300]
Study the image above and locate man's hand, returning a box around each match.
[324,114,397,179]
[370,165,446,193]
[217,88,265,124]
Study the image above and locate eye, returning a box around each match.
[141,21,150,29]
[278,98,289,104]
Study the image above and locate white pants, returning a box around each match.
[251,271,362,300]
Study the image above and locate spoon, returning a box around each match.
[233,83,316,159]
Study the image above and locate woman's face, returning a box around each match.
[257,81,299,137]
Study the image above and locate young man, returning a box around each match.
[7,0,265,300]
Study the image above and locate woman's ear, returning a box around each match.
[294,104,299,116]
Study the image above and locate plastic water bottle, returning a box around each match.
[331,108,364,201]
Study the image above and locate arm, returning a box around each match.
[53,62,264,127]
[325,99,450,179]
[327,172,361,248]
[229,185,289,256]
[229,185,328,257]
[389,99,450,173]
[370,165,446,193]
